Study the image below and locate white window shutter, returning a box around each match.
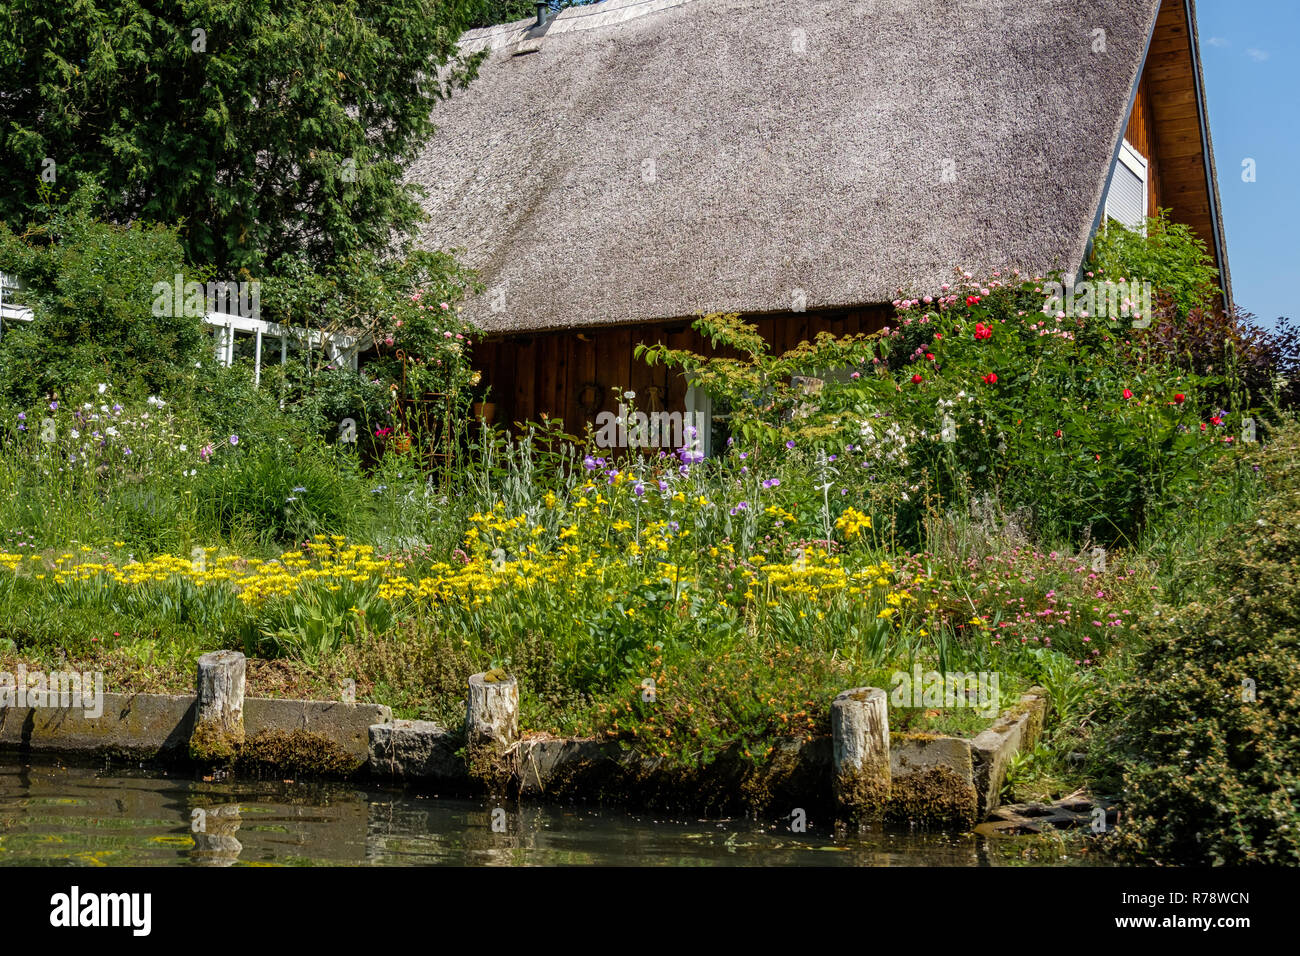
[1104,139,1149,235]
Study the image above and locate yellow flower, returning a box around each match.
[835,507,872,539]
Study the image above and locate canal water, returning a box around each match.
[0,760,1100,866]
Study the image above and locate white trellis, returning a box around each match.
[0,272,34,337]
[0,273,361,387]
[203,309,361,386]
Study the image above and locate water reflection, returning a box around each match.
[0,761,1101,867]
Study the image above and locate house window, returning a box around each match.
[1103,138,1149,235]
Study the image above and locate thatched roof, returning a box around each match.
[410,0,1162,334]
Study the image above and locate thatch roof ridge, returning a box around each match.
[413,0,1163,334]
[459,0,703,52]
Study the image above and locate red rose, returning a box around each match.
[911,374,923,384]
[1210,416,1223,426]
[925,353,935,361]
[1054,429,1062,438]
[966,295,981,307]
[1122,388,1133,400]
[1174,393,1185,404]
[982,373,997,385]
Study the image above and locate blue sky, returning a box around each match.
[1197,0,1298,325]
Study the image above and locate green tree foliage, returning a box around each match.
[0,187,203,405]
[0,0,485,273]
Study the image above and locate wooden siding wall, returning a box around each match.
[473,306,891,433]
[1123,67,1163,216]
[1143,0,1222,274]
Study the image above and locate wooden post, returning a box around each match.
[190,650,246,763]
[831,687,891,823]
[466,672,518,784]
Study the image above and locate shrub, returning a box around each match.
[1131,306,1300,416]
[642,269,1241,546]
[1087,209,1221,317]
[1108,423,1300,865]
[281,365,393,457]
[0,189,203,406]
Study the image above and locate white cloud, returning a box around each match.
[1206,36,1229,47]
[1246,47,1270,62]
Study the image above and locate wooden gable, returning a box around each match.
[1121,0,1231,305]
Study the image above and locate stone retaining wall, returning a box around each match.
[0,660,1048,828]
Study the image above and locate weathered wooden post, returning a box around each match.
[831,687,891,823]
[190,650,246,762]
[466,671,518,785]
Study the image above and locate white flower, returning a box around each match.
[69,429,80,439]
[97,383,108,394]
[105,427,119,437]
[179,444,187,452]
[146,395,166,407]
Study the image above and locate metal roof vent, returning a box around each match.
[514,2,556,55]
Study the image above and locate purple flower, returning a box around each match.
[634,482,645,496]
[785,440,796,449]
[678,464,690,476]
[16,413,25,421]
[658,480,668,492]
[762,478,781,489]
[583,456,597,471]
[49,402,58,411]
[229,434,239,446]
